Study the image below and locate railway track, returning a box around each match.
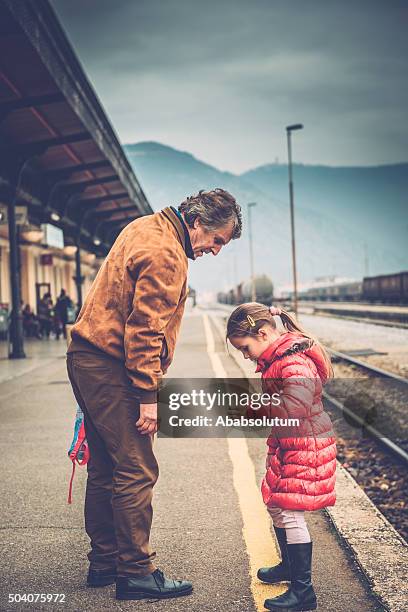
[328,348,408,385]
[325,348,408,465]
[323,373,408,541]
[305,309,408,330]
[323,391,408,466]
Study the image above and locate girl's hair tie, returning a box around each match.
[246,314,256,327]
[269,306,282,316]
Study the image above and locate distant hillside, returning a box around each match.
[124,141,258,206]
[125,142,407,295]
[242,163,408,249]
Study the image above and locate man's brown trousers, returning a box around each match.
[67,350,159,577]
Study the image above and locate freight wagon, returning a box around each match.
[362,271,408,304]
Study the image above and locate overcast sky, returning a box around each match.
[51,0,408,173]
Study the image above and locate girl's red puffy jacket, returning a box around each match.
[254,332,336,511]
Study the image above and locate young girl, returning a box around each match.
[227,303,336,612]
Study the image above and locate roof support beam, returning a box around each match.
[0,92,65,118]
[74,192,129,208]
[87,205,138,220]
[43,160,111,180]
[9,131,91,157]
[62,174,119,190]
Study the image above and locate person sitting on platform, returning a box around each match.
[22,304,41,338]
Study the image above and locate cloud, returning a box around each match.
[51,0,408,172]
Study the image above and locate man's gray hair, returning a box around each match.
[178,189,242,239]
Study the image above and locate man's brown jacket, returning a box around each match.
[68,207,192,403]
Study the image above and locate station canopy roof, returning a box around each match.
[0,0,153,255]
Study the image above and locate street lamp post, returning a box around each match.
[286,123,303,317]
[73,240,84,312]
[247,202,257,302]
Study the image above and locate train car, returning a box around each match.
[300,280,362,302]
[217,275,274,306]
[295,272,408,304]
[241,274,274,305]
[329,281,362,301]
[403,273,408,302]
[363,271,408,304]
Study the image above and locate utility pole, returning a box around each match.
[286,123,303,317]
[247,202,257,302]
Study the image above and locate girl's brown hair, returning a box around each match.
[226,302,333,377]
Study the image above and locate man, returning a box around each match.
[55,289,72,339]
[67,188,242,601]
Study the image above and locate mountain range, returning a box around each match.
[124,141,407,296]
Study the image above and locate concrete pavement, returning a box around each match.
[0,307,384,611]
[0,336,67,384]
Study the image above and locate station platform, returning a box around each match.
[0,337,67,385]
[0,306,401,611]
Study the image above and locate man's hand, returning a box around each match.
[136,403,158,435]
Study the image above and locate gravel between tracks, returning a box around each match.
[327,360,408,543]
[299,313,408,377]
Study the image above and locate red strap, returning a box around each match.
[67,448,90,504]
[67,461,76,505]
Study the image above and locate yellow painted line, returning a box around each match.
[202,313,286,611]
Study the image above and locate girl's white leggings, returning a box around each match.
[268,506,311,544]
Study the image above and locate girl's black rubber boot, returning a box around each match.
[258,527,291,584]
[264,542,317,610]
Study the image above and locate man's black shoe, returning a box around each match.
[116,569,193,600]
[87,566,117,587]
